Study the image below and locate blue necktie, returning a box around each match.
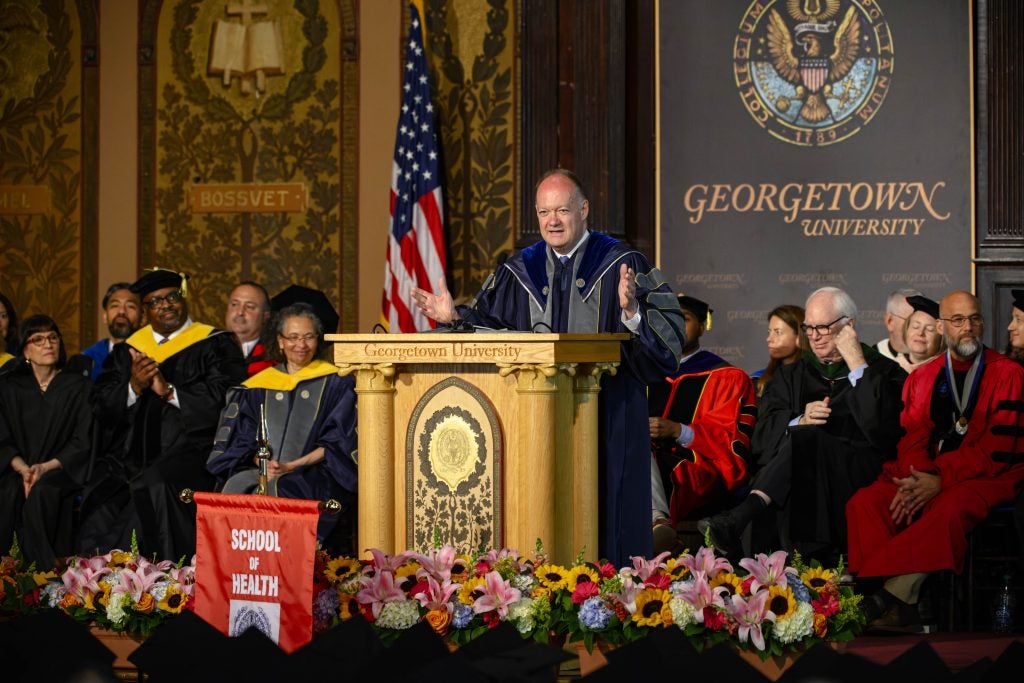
[552,255,573,332]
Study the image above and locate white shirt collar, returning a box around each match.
[151,318,193,344]
[552,230,590,260]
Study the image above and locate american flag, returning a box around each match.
[381,1,447,332]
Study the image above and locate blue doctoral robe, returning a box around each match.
[459,231,685,565]
[81,338,110,381]
[207,372,358,541]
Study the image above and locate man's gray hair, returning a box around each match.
[807,286,858,321]
[886,288,922,314]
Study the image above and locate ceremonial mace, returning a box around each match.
[254,402,272,496]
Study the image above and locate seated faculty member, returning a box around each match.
[79,282,143,381]
[208,303,357,549]
[699,286,905,563]
[77,269,246,561]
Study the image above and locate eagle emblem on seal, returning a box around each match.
[767,0,860,123]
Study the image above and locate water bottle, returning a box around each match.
[993,573,1016,634]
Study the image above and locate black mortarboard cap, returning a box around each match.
[886,641,953,683]
[356,621,450,678]
[677,294,713,331]
[130,268,188,298]
[271,284,340,335]
[906,295,940,320]
[288,614,384,678]
[779,646,892,683]
[9,610,117,681]
[128,609,228,681]
[1011,288,1024,313]
[979,641,1024,683]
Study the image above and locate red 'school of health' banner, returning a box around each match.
[193,492,320,653]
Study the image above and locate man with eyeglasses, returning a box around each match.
[410,169,686,566]
[78,268,246,561]
[698,286,905,565]
[847,290,1024,632]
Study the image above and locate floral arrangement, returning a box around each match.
[0,536,195,637]
[314,541,865,659]
[3,536,864,657]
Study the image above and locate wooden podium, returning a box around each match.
[328,332,626,564]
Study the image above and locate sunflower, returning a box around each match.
[97,583,112,608]
[324,557,362,584]
[337,592,360,621]
[449,555,473,581]
[458,576,486,605]
[632,588,673,627]
[766,584,797,620]
[108,550,133,568]
[534,564,570,591]
[157,585,187,614]
[709,572,743,597]
[664,557,690,581]
[566,565,600,591]
[800,567,836,591]
[32,571,57,587]
[395,561,422,592]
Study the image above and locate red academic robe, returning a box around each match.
[650,350,757,523]
[847,349,1024,576]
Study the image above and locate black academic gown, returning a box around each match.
[78,325,246,560]
[0,369,92,568]
[750,346,905,558]
[459,232,686,565]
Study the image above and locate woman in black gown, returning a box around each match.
[0,315,92,568]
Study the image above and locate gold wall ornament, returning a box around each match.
[207,0,285,95]
[426,413,479,491]
[140,0,356,328]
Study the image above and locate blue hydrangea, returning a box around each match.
[578,596,613,631]
[452,603,474,629]
[313,588,339,623]
[790,579,811,603]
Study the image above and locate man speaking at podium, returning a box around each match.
[412,169,685,565]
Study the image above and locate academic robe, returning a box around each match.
[650,350,757,523]
[0,369,92,568]
[847,349,1024,576]
[459,231,685,565]
[0,352,13,373]
[80,338,111,381]
[77,322,246,560]
[750,346,905,556]
[207,361,358,541]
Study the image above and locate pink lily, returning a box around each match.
[363,548,412,576]
[355,570,407,618]
[619,551,670,581]
[614,577,644,615]
[675,570,728,622]
[738,550,797,593]
[472,570,521,618]
[61,564,112,600]
[727,590,774,651]
[680,546,733,579]
[412,576,461,612]
[408,546,457,582]
[112,564,168,602]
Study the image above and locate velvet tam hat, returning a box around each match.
[906,294,939,320]
[677,294,713,331]
[1011,288,1024,313]
[130,268,189,298]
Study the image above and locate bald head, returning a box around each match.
[937,290,983,361]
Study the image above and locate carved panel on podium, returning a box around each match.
[405,377,503,552]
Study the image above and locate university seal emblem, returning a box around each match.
[733,0,893,146]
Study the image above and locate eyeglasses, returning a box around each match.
[799,315,848,336]
[27,333,60,347]
[280,333,317,344]
[143,291,184,310]
[939,314,983,328]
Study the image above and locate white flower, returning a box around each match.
[772,601,814,645]
[507,597,536,634]
[511,573,536,593]
[669,597,697,630]
[375,599,421,629]
[105,592,131,625]
[148,581,169,602]
[41,582,66,607]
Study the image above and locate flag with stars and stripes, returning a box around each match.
[381,1,447,332]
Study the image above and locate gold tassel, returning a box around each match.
[705,310,712,332]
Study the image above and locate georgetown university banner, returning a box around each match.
[658,0,973,372]
[194,492,320,652]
